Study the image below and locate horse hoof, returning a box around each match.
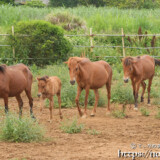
[147,103,151,106]
[60,115,63,119]
[82,114,87,119]
[90,111,95,117]
[134,107,138,111]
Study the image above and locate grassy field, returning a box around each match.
[1,5,160,33]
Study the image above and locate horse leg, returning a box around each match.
[57,92,63,119]
[141,81,146,102]
[15,95,23,117]
[106,81,111,113]
[75,86,83,117]
[83,87,90,118]
[131,80,136,101]
[148,77,153,105]
[90,89,99,117]
[40,97,44,112]
[134,81,141,110]
[49,97,53,123]
[25,89,35,119]
[4,95,9,114]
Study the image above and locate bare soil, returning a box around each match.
[0,94,160,160]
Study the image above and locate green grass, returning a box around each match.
[140,107,150,116]
[0,113,45,142]
[2,5,160,34]
[60,117,84,134]
[87,129,100,135]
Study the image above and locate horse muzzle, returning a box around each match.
[124,78,129,83]
[70,80,75,85]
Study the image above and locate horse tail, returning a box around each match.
[154,59,160,66]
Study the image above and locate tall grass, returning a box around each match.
[1,5,160,34]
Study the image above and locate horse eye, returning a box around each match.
[76,67,78,71]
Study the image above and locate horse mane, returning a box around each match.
[123,56,140,66]
[123,57,134,66]
[39,76,49,81]
[68,57,90,64]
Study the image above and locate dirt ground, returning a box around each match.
[0,94,160,160]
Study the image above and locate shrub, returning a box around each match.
[25,0,46,8]
[60,117,84,134]
[0,113,45,142]
[111,82,134,104]
[8,20,72,66]
[140,107,150,116]
[46,12,86,31]
[0,0,14,5]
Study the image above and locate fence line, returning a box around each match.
[1,26,160,60]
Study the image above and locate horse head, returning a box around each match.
[37,76,49,97]
[122,57,138,83]
[64,57,90,85]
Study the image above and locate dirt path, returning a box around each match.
[0,96,160,160]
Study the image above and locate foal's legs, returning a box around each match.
[49,97,53,122]
[57,92,63,119]
[141,81,146,102]
[25,89,35,119]
[147,76,153,104]
[16,94,23,117]
[75,86,83,117]
[90,89,99,116]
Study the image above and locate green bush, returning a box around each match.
[60,117,84,134]
[0,0,14,5]
[0,114,45,142]
[8,20,72,66]
[26,0,46,8]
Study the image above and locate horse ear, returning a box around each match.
[64,61,68,64]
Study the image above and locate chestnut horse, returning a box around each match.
[122,55,155,110]
[65,57,112,118]
[0,63,35,118]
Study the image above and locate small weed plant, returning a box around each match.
[140,107,150,116]
[0,113,45,142]
[60,117,84,134]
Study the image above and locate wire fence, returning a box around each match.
[1,26,160,60]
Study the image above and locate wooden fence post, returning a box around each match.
[121,28,125,57]
[12,26,15,59]
[90,28,93,52]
